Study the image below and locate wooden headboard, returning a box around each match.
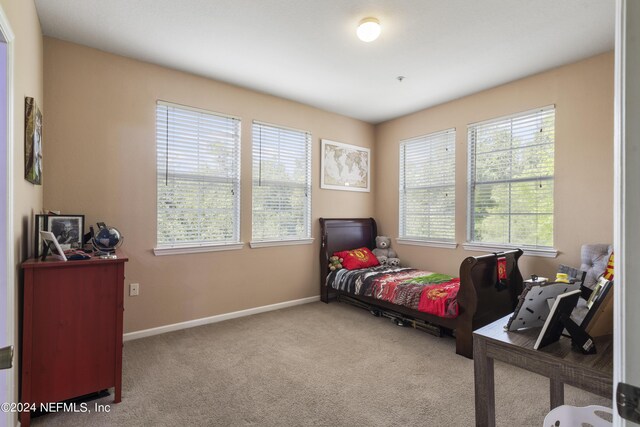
[319,218,377,302]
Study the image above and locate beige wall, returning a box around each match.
[1,0,43,256]
[43,38,375,333]
[1,0,43,266]
[43,37,614,333]
[375,52,614,279]
[0,0,43,420]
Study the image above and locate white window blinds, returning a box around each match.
[399,129,456,242]
[468,106,555,248]
[156,102,241,248]
[252,121,311,242]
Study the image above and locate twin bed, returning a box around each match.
[319,218,524,358]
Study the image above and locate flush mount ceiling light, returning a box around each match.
[357,17,381,42]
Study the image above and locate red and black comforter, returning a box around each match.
[327,266,460,318]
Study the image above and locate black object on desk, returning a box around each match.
[66,251,91,260]
[561,313,596,354]
[534,289,580,350]
[533,289,596,354]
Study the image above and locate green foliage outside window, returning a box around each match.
[470,111,554,247]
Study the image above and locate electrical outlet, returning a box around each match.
[129,283,140,297]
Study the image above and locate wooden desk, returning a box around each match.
[473,314,612,427]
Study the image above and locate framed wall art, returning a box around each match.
[24,97,43,185]
[320,139,370,192]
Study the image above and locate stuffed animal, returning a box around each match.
[372,236,397,259]
[387,258,401,267]
[377,255,388,266]
[328,255,343,271]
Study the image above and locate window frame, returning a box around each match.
[250,120,313,248]
[465,105,558,258]
[154,101,243,256]
[397,128,457,249]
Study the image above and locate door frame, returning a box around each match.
[0,3,15,425]
[613,0,640,425]
[613,0,625,418]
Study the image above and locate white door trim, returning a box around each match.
[613,1,625,422]
[0,4,15,426]
[613,0,640,425]
[613,1,625,424]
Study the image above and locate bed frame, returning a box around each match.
[319,218,523,358]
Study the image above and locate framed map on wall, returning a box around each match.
[321,139,370,192]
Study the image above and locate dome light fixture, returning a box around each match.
[357,17,381,42]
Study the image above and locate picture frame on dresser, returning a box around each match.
[39,231,67,261]
[34,214,48,258]
[46,214,84,250]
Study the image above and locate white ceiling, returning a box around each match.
[34,0,614,124]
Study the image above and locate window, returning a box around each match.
[399,129,456,245]
[467,106,555,250]
[155,102,241,254]
[251,121,312,246]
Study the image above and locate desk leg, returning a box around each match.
[550,379,564,410]
[474,337,495,427]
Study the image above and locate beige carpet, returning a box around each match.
[33,302,610,426]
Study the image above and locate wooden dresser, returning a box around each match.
[20,254,127,427]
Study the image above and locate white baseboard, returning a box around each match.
[123,295,320,342]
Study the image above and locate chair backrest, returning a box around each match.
[544,404,612,427]
[580,244,613,290]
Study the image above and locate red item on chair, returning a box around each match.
[495,256,508,291]
[497,257,507,280]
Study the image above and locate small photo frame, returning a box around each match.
[320,139,370,192]
[534,289,582,350]
[586,276,612,309]
[34,214,48,258]
[581,277,613,331]
[46,215,84,251]
[40,231,67,261]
